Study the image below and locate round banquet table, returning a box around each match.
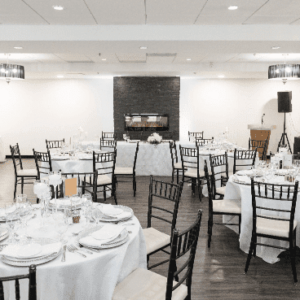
[224,175,300,264]
[0,213,147,300]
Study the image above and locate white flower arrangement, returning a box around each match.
[147,133,163,145]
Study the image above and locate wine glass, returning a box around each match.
[6,204,18,243]
[49,171,62,211]
[92,208,101,225]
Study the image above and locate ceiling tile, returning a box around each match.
[146,0,207,24]
[24,0,96,24]
[89,53,119,63]
[146,53,176,63]
[116,53,146,63]
[195,0,267,25]
[201,53,239,62]
[173,54,206,64]
[84,0,145,24]
[54,53,92,62]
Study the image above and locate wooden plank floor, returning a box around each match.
[1,159,300,299]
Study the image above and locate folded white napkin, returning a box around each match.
[236,169,253,176]
[100,204,123,217]
[80,226,125,247]
[1,242,61,259]
[233,175,251,184]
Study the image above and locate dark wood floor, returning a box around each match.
[1,159,300,299]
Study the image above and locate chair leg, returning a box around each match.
[192,179,196,196]
[245,237,255,273]
[198,179,202,202]
[103,187,106,202]
[238,215,241,234]
[208,217,213,248]
[14,177,17,200]
[171,170,175,183]
[176,170,179,184]
[290,238,298,283]
[133,175,136,197]
[21,177,24,194]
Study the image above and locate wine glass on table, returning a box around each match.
[49,171,62,212]
[6,203,19,243]
[92,208,101,225]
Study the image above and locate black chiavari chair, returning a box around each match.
[100,139,117,151]
[102,132,116,140]
[248,138,268,161]
[10,144,38,199]
[0,265,37,300]
[188,131,204,141]
[180,145,208,201]
[33,149,52,178]
[60,171,97,201]
[245,179,299,283]
[143,176,183,270]
[169,141,183,184]
[92,151,117,204]
[113,210,202,300]
[45,139,65,151]
[209,153,229,199]
[233,148,257,174]
[114,142,139,196]
[204,160,241,248]
[195,137,214,147]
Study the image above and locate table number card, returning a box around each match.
[65,178,77,197]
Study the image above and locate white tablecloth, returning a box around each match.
[0,215,147,300]
[224,177,300,264]
[0,136,5,162]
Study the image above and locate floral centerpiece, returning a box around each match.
[147,133,163,145]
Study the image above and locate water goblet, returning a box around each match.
[49,171,62,211]
[92,208,101,225]
[6,204,18,243]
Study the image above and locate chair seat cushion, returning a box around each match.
[143,227,170,255]
[97,175,112,185]
[114,167,133,175]
[17,169,38,177]
[213,199,241,214]
[185,168,210,178]
[216,186,226,195]
[174,162,182,169]
[113,268,187,300]
[257,216,297,238]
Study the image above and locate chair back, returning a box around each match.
[233,148,257,174]
[0,265,37,300]
[250,179,299,239]
[169,141,179,167]
[60,171,97,199]
[93,151,116,180]
[10,144,23,176]
[100,139,117,151]
[188,131,203,141]
[179,146,200,180]
[249,138,268,160]
[195,138,214,147]
[33,149,52,178]
[102,132,116,140]
[165,210,202,300]
[45,139,65,150]
[209,153,229,197]
[204,160,214,217]
[147,176,183,240]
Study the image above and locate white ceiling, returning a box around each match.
[1,0,300,79]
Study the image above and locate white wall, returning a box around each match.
[180,78,300,154]
[1,77,300,157]
[0,78,113,155]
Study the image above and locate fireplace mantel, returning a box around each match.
[124,113,169,131]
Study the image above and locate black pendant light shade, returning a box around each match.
[268,64,300,81]
[0,64,25,81]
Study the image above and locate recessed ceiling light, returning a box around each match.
[140,46,147,50]
[228,6,238,10]
[102,58,107,61]
[272,46,280,50]
[14,46,23,50]
[53,5,64,11]
[218,75,225,78]
[57,75,64,78]
[186,58,191,61]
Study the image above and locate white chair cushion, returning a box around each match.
[113,268,187,300]
[256,216,297,238]
[213,199,241,214]
[184,168,210,178]
[17,169,38,177]
[114,167,133,175]
[216,186,226,195]
[174,162,182,169]
[96,175,112,185]
[143,227,170,255]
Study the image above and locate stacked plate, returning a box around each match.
[96,204,133,222]
[0,228,9,242]
[49,197,83,210]
[1,238,62,267]
[77,225,129,250]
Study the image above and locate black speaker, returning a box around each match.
[294,137,300,154]
[278,91,292,113]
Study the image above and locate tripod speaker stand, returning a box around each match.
[277,91,292,153]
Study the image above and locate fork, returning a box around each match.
[67,245,86,258]
[72,244,93,255]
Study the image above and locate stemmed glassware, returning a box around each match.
[6,203,18,243]
[92,208,101,225]
[49,171,62,211]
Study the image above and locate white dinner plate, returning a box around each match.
[17,243,43,259]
